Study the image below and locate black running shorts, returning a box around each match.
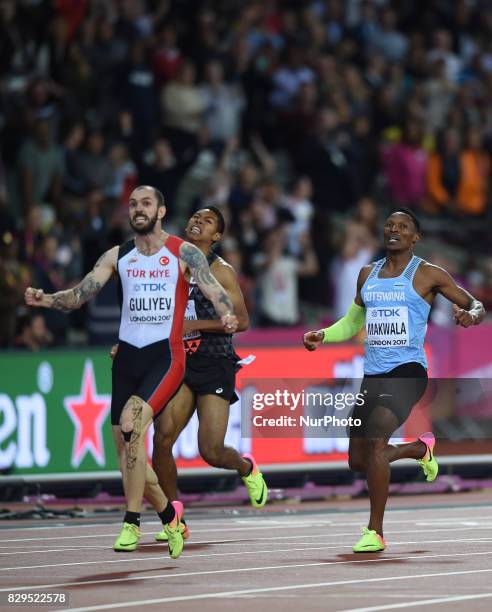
[111,339,185,425]
[350,362,428,436]
[184,354,238,404]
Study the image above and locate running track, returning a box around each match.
[1,491,492,611]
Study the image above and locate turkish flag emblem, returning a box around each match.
[159,256,170,266]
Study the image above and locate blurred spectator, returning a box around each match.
[161,60,205,155]
[352,196,381,242]
[228,162,259,225]
[427,127,461,213]
[427,126,490,216]
[250,178,283,233]
[14,311,53,351]
[220,236,255,317]
[152,24,184,88]
[352,1,380,48]
[425,58,457,131]
[296,107,354,212]
[255,227,318,326]
[0,232,30,347]
[281,81,318,149]
[270,45,315,111]
[106,142,137,203]
[74,130,114,198]
[381,118,428,208]
[22,77,64,130]
[31,233,69,343]
[428,29,462,83]
[21,205,46,262]
[372,7,408,63]
[201,60,246,148]
[61,41,97,110]
[61,121,86,195]
[282,176,314,257]
[92,16,127,90]
[138,138,188,219]
[459,126,490,216]
[348,113,379,198]
[118,41,157,156]
[331,220,377,319]
[0,0,29,77]
[17,120,63,214]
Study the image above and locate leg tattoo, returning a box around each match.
[126,398,143,471]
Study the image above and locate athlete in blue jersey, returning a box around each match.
[304,209,485,553]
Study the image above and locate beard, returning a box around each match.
[129,211,160,235]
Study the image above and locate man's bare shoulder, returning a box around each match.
[359,263,375,281]
[211,256,238,282]
[213,256,236,272]
[96,246,119,269]
[417,260,449,280]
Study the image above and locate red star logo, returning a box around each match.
[64,361,111,468]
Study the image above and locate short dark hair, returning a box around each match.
[203,206,225,234]
[153,187,165,207]
[392,208,421,233]
[134,185,165,207]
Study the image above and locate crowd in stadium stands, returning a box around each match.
[1,0,492,349]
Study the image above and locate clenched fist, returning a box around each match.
[25,287,49,308]
[303,330,324,351]
[452,304,476,328]
[221,312,238,333]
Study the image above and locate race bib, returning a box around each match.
[183,297,201,341]
[366,306,409,348]
[127,293,174,324]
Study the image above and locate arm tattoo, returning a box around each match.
[180,243,233,315]
[51,273,102,312]
[126,398,142,471]
[93,253,105,268]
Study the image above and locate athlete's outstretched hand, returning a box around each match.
[303,330,323,351]
[25,287,49,308]
[221,312,238,333]
[452,304,476,328]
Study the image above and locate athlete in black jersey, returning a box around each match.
[152,208,268,541]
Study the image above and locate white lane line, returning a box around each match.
[1,550,491,593]
[48,568,492,612]
[0,546,110,556]
[0,519,233,533]
[0,523,333,543]
[1,505,491,533]
[2,520,492,545]
[1,535,492,559]
[343,592,492,611]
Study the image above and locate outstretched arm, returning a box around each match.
[179,242,238,332]
[429,264,485,327]
[25,247,118,312]
[304,265,371,351]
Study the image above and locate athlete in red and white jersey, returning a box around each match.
[25,185,238,558]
